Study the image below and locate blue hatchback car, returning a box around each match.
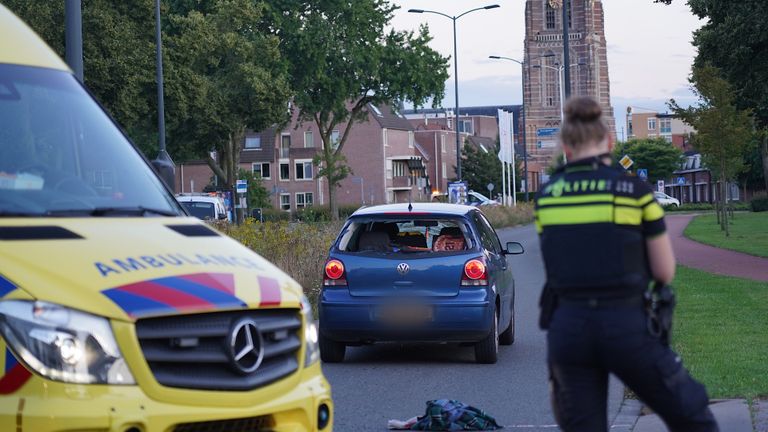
[318,203,524,364]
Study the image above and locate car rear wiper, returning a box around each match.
[47,206,178,217]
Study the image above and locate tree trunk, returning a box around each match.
[721,174,729,236]
[762,134,768,193]
[328,180,338,221]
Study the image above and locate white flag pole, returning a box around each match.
[511,112,517,206]
[501,159,507,206]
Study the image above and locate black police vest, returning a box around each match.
[535,159,654,299]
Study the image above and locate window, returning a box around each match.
[458,119,473,134]
[546,3,556,30]
[337,218,470,253]
[408,131,414,148]
[393,160,407,177]
[441,134,446,153]
[296,192,314,209]
[383,128,388,147]
[304,131,314,148]
[442,162,447,179]
[331,130,340,150]
[474,213,502,254]
[280,194,291,211]
[280,134,291,158]
[279,162,290,181]
[295,160,313,180]
[245,136,261,149]
[648,118,657,131]
[252,162,271,179]
[660,118,672,134]
[664,135,673,143]
[386,160,393,179]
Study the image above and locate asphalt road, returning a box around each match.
[322,223,624,431]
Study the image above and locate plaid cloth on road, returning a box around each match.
[409,399,502,431]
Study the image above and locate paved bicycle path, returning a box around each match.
[666,214,768,282]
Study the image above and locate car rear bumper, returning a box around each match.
[318,287,494,343]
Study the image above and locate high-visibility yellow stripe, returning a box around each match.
[614,193,655,207]
[538,194,614,206]
[644,202,665,221]
[535,217,542,234]
[537,205,613,226]
[614,206,643,225]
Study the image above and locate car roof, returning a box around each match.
[351,203,476,217]
[0,5,70,72]
[176,195,222,203]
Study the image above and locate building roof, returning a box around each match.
[370,104,414,131]
[404,105,522,118]
[467,136,497,154]
[351,203,476,217]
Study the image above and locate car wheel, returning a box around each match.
[319,333,346,363]
[475,307,499,364]
[499,296,515,346]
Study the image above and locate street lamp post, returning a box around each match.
[533,61,585,164]
[489,54,554,201]
[409,5,500,182]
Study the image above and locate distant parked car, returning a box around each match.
[318,203,524,364]
[176,194,229,220]
[654,192,680,207]
[467,191,500,207]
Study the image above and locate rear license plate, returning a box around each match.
[376,305,434,324]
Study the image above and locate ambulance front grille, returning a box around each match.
[135,309,302,391]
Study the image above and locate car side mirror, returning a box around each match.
[504,241,524,255]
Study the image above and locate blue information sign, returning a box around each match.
[637,169,648,180]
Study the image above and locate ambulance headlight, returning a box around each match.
[0,301,135,385]
[300,295,319,367]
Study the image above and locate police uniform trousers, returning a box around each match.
[547,301,719,432]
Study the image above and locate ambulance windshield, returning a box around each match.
[0,64,182,217]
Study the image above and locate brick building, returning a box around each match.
[626,108,696,152]
[176,104,438,211]
[523,0,616,182]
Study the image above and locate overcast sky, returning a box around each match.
[390,0,704,139]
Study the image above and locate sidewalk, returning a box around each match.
[666,214,768,282]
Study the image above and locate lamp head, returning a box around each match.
[408,9,424,13]
[489,56,501,59]
[484,4,501,9]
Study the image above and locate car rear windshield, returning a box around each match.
[336,216,475,255]
[181,201,215,220]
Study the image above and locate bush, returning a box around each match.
[261,208,291,222]
[751,197,768,212]
[479,204,535,229]
[294,205,361,222]
[662,202,749,212]
[214,219,343,310]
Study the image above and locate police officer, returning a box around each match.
[535,97,718,432]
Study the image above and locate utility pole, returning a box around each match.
[152,0,176,191]
[64,0,83,82]
[562,0,571,99]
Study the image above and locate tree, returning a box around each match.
[4,0,159,155]
[263,1,450,219]
[687,0,768,192]
[163,0,291,190]
[670,65,756,236]
[237,169,271,210]
[612,138,683,183]
[462,143,502,198]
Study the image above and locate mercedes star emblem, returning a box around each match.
[397,262,410,275]
[228,318,265,375]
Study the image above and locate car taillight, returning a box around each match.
[324,259,347,286]
[461,259,488,286]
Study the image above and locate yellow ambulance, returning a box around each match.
[0,5,331,431]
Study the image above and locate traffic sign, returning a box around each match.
[619,155,634,170]
[487,183,495,192]
[236,179,248,194]
[637,169,648,180]
[676,177,685,186]
[657,180,665,192]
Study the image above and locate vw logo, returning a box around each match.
[228,318,264,375]
[396,262,410,275]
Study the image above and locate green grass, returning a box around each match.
[672,266,768,399]
[684,212,768,258]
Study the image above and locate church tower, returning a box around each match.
[523,0,615,188]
